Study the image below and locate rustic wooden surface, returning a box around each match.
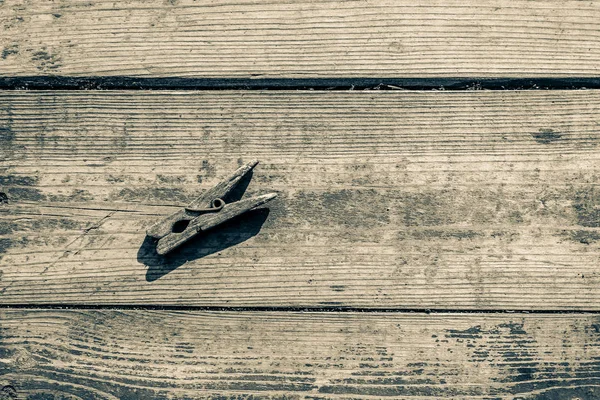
[1,309,599,399]
[2,90,600,309]
[3,0,599,396]
[1,0,600,78]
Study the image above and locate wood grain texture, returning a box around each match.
[2,90,600,309]
[1,310,600,399]
[1,0,600,78]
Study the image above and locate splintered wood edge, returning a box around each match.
[1,90,600,309]
[1,0,600,78]
[0,310,599,399]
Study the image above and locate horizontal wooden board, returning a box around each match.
[0,310,599,399]
[1,0,600,78]
[2,91,600,309]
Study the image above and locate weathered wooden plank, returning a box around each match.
[1,0,600,79]
[2,91,600,309]
[0,310,599,399]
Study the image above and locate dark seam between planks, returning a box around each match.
[0,304,600,314]
[1,76,600,90]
